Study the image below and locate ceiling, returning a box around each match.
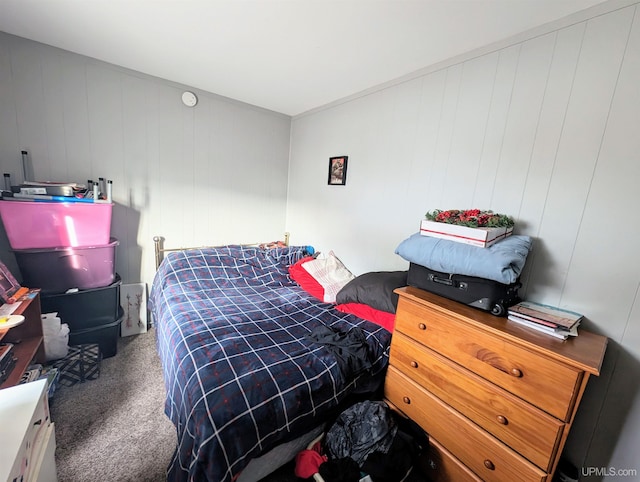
[0,0,611,116]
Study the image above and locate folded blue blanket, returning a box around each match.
[395,233,532,285]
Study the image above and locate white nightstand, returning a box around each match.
[0,379,58,482]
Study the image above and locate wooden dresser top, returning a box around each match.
[395,287,608,375]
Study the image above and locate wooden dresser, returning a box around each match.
[384,287,607,482]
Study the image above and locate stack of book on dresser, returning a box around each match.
[507,301,583,340]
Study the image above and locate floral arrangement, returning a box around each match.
[425,209,514,228]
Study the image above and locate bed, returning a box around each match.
[149,237,392,482]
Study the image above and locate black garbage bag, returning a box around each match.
[325,400,397,466]
[324,400,428,482]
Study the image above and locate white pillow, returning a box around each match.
[301,251,355,303]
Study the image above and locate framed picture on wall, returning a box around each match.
[328,156,348,185]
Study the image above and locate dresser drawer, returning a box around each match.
[395,296,582,420]
[420,436,482,482]
[385,366,547,482]
[390,332,564,470]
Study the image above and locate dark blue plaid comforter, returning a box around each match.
[149,245,391,482]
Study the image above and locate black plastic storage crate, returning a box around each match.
[41,274,123,358]
[40,274,122,332]
[68,307,124,359]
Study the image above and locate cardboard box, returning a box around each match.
[420,220,513,248]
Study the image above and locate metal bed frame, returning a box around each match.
[153,232,290,270]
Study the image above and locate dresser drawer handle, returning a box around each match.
[484,459,495,470]
[477,349,522,377]
[410,361,419,369]
[403,396,411,404]
[418,323,427,330]
[485,362,523,378]
[496,415,508,425]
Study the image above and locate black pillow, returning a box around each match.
[336,271,408,313]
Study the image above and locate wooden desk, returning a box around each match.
[0,291,45,389]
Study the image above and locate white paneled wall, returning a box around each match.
[288,3,640,477]
[1,0,639,477]
[0,32,291,288]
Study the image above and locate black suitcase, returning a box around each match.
[407,262,520,316]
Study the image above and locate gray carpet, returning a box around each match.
[50,329,303,482]
[49,330,428,482]
[50,329,176,482]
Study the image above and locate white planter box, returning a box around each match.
[420,220,513,248]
